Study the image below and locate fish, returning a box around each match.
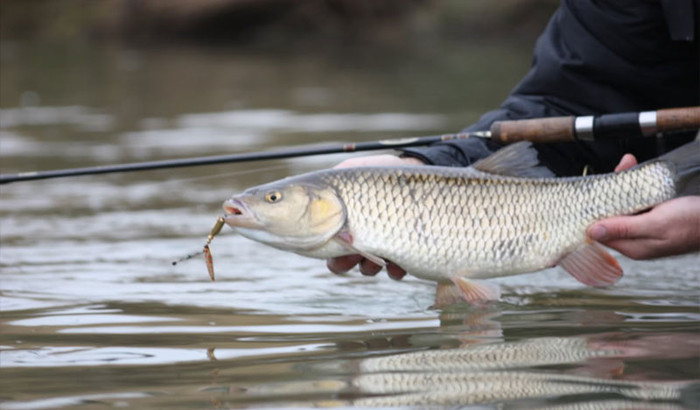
[222,140,699,305]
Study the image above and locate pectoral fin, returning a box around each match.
[558,240,622,287]
[450,276,501,305]
[334,231,386,267]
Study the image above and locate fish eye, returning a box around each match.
[264,191,282,203]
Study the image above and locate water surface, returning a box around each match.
[1,40,698,409]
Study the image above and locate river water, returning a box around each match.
[1,40,698,409]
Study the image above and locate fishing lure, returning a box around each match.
[203,217,225,281]
[172,216,225,282]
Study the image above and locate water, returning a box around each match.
[1,40,698,409]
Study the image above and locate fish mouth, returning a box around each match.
[224,200,244,215]
[222,198,262,229]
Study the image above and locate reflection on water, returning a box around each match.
[1,40,699,408]
[2,301,699,408]
[345,332,698,408]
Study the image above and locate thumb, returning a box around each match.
[614,154,638,172]
[588,215,651,242]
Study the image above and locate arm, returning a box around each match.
[401,0,698,176]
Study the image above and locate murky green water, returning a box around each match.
[1,40,698,409]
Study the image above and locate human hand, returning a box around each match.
[587,154,700,259]
[327,255,408,280]
[327,154,424,279]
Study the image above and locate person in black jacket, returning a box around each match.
[327,0,700,278]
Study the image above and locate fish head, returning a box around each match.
[222,178,346,251]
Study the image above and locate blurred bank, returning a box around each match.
[1,0,558,46]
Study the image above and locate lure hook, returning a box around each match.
[172,216,226,282]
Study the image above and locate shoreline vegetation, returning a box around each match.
[1,0,557,47]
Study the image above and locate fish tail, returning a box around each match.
[659,139,700,197]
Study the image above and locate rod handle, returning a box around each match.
[490,116,575,144]
[490,106,700,144]
[657,107,700,132]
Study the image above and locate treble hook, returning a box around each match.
[172,216,226,282]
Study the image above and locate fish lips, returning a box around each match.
[222,198,262,229]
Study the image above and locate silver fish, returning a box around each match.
[223,141,698,305]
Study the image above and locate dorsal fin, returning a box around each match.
[472,142,555,178]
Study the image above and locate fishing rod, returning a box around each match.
[1,106,698,185]
[492,106,700,143]
[0,132,488,185]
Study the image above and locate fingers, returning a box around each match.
[386,262,407,280]
[593,197,700,259]
[327,255,407,280]
[326,255,386,277]
[587,213,661,259]
[588,197,700,260]
[327,255,362,274]
[614,154,638,172]
[592,215,666,259]
[588,214,653,243]
[359,258,382,276]
[597,238,663,260]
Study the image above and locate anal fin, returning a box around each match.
[559,240,622,288]
[433,283,464,308]
[451,276,501,306]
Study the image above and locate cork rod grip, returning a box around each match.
[490,116,575,144]
[656,107,700,132]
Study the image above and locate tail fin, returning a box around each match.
[659,139,699,197]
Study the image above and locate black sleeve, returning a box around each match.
[402,0,699,176]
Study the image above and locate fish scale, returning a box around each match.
[321,160,675,282]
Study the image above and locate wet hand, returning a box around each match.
[587,154,700,259]
[327,255,407,280]
[327,154,423,279]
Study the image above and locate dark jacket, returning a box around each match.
[402,0,699,176]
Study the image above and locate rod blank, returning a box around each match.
[0,132,481,184]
